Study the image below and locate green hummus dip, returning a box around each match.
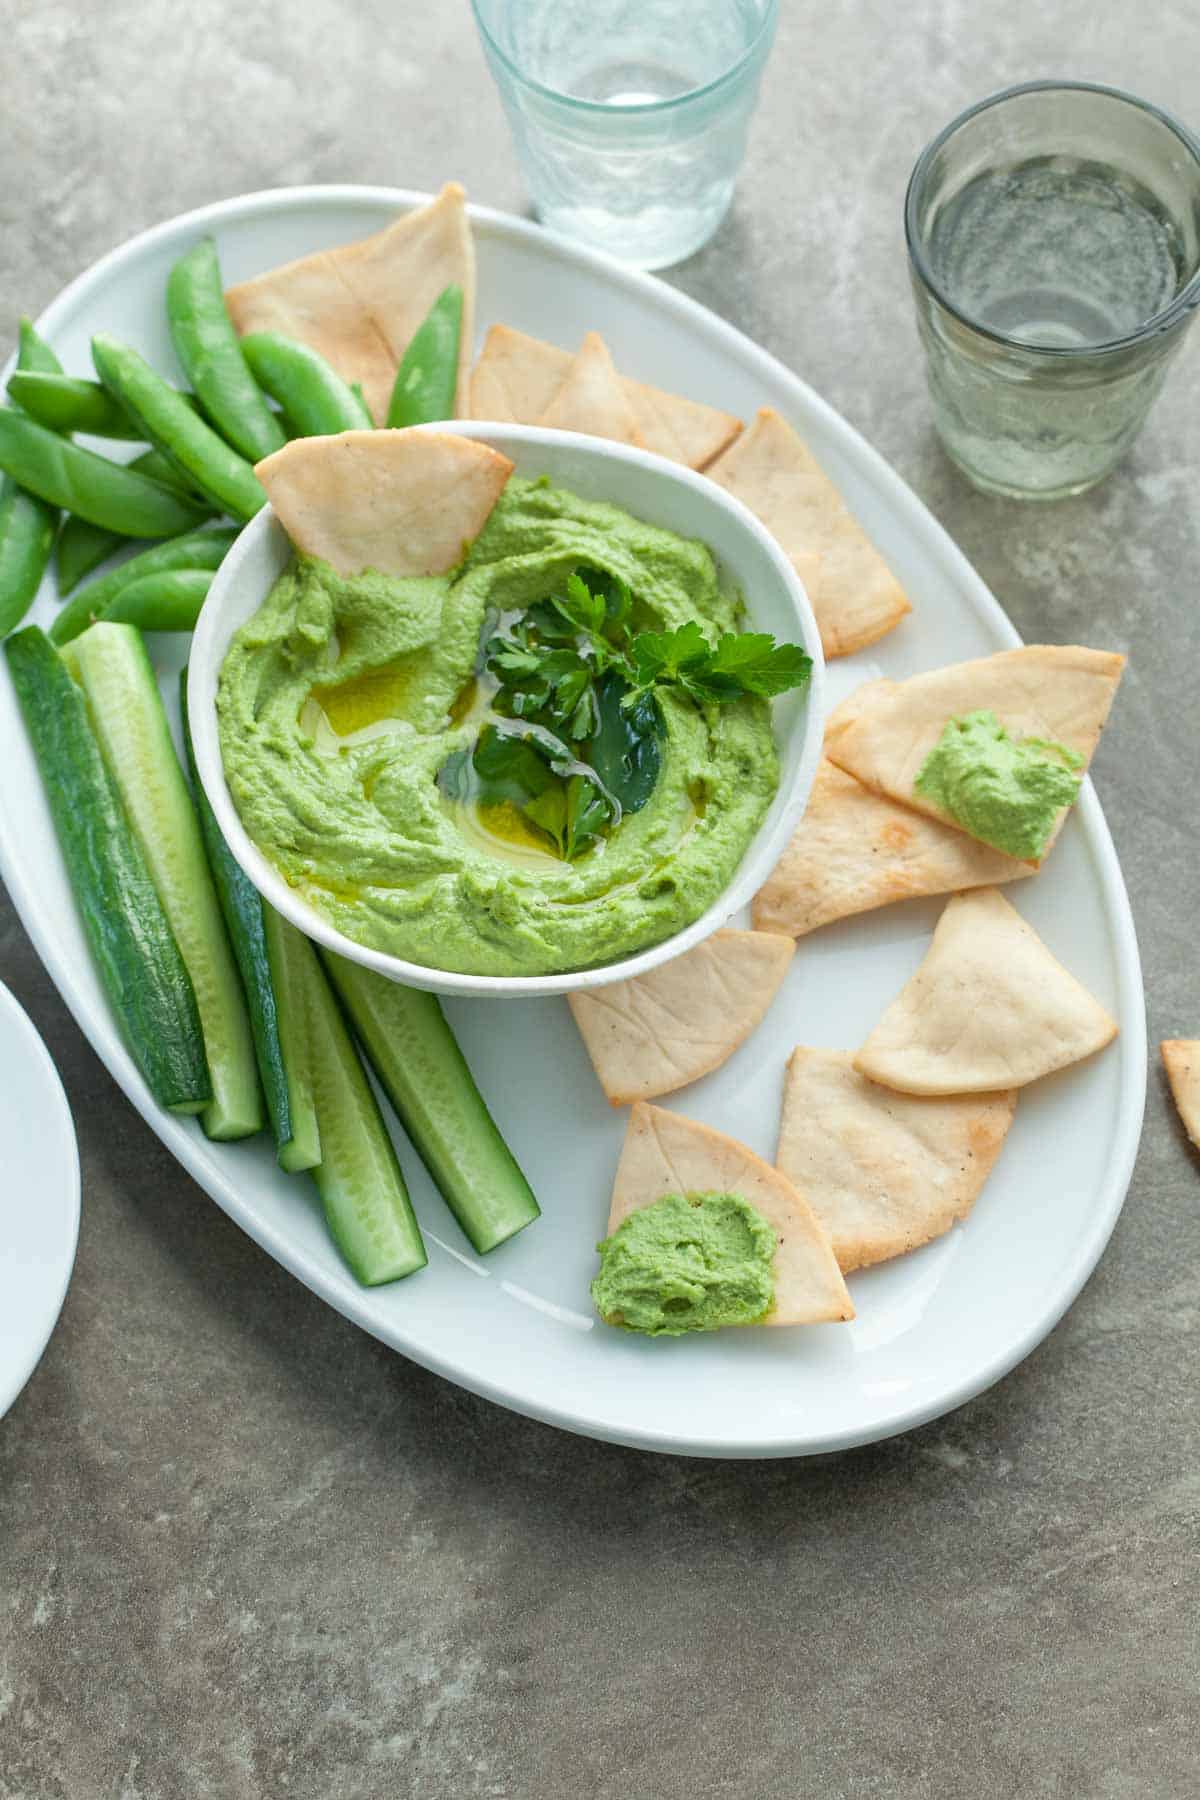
[217,477,779,976]
[591,1192,776,1336]
[915,709,1083,861]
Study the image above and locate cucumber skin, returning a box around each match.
[260,908,322,1173]
[321,953,540,1254]
[70,623,262,1140]
[179,671,317,1169]
[5,627,210,1112]
[300,937,427,1285]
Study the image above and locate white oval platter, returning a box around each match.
[0,981,80,1420]
[0,187,1146,1457]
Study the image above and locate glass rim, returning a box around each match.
[905,78,1200,356]
[469,0,779,116]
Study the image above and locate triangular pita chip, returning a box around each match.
[539,332,645,446]
[1161,1040,1200,1150]
[826,645,1126,864]
[568,929,794,1106]
[255,429,512,577]
[751,759,1032,938]
[823,677,897,753]
[468,324,741,468]
[608,1103,853,1326]
[855,887,1118,1095]
[705,407,911,659]
[777,1047,1017,1272]
[226,184,475,424]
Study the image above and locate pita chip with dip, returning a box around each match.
[225,183,475,424]
[1161,1041,1200,1150]
[595,1101,854,1332]
[777,1047,1017,1272]
[539,331,646,446]
[855,887,1118,1097]
[254,428,513,577]
[826,645,1125,865]
[567,928,795,1106]
[704,407,912,660]
[468,323,743,468]
[752,758,1033,938]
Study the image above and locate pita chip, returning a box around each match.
[826,645,1125,863]
[1161,1041,1200,1150]
[823,677,897,753]
[539,332,646,446]
[469,324,741,468]
[255,429,512,577]
[777,1048,1017,1272]
[226,183,475,423]
[705,407,912,659]
[568,929,794,1106]
[608,1103,853,1326]
[469,325,568,426]
[855,887,1118,1096]
[751,759,1032,938]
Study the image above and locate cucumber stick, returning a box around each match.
[321,953,540,1253]
[5,627,210,1112]
[68,622,262,1140]
[179,673,319,1171]
[297,934,426,1284]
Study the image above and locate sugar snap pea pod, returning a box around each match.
[0,323,66,634]
[50,524,236,644]
[16,318,63,377]
[166,239,287,463]
[385,284,463,428]
[8,372,143,439]
[56,451,215,594]
[97,567,213,632]
[240,333,374,437]
[91,334,266,522]
[0,408,208,538]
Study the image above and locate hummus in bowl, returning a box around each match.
[188,424,825,998]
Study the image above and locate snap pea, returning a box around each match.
[240,333,373,437]
[8,372,143,439]
[50,525,236,644]
[17,319,63,377]
[97,567,214,632]
[0,324,64,634]
[91,334,266,522]
[56,451,215,594]
[0,409,208,540]
[385,284,463,428]
[166,238,287,463]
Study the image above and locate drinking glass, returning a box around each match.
[906,81,1200,499]
[471,0,778,270]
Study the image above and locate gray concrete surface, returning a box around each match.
[2,4,1198,1796]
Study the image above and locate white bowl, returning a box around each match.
[188,423,826,997]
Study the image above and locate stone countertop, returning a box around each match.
[2,4,1197,1796]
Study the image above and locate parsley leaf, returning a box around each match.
[630,621,811,706]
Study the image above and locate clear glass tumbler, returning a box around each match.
[906,81,1200,499]
[471,0,778,270]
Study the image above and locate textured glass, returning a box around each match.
[472,0,777,270]
[907,83,1200,499]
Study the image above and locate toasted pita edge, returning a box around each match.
[777,1047,1018,1273]
[567,929,795,1106]
[606,1102,853,1327]
[538,332,646,446]
[853,888,1119,1096]
[1162,1040,1200,1150]
[255,428,513,577]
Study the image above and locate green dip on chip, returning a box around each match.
[591,1190,776,1336]
[915,709,1083,861]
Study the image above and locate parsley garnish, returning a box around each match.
[445,568,811,861]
